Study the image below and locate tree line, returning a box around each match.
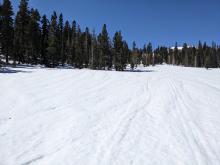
[1,0,220,70]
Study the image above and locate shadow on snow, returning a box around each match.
[0,68,32,74]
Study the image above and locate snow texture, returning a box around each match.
[0,65,220,165]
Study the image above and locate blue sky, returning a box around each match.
[8,0,220,48]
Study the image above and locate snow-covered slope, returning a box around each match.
[0,65,220,165]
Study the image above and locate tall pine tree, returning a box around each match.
[0,2,2,64]
[1,0,14,64]
[146,42,153,66]
[14,0,30,64]
[47,11,59,67]
[100,24,111,69]
[63,20,71,66]
[58,13,64,65]
[69,20,77,66]
[113,31,124,71]
[27,8,41,64]
[41,14,49,65]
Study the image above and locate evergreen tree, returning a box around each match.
[89,29,95,69]
[204,43,211,69]
[197,41,203,67]
[217,47,220,67]
[100,24,111,69]
[27,8,41,64]
[68,20,77,65]
[82,27,91,68]
[41,14,49,65]
[173,42,178,65]
[47,11,58,67]
[113,31,124,71]
[0,2,2,63]
[160,46,168,64]
[182,43,188,66]
[210,42,218,68]
[97,34,102,69]
[146,42,153,65]
[131,41,138,69]
[142,44,147,66]
[58,13,64,65]
[122,41,129,68]
[168,48,173,64]
[14,0,30,64]
[63,20,71,66]
[91,30,99,69]
[75,25,83,68]
[154,47,163,64]
[1,0,14,64]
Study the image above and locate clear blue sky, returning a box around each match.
[8,0,220,48]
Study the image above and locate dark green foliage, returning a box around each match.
[146,43,153,65]
[74,25,83,68]
[173,42,178,65]
[182,43,188,66]
[58,13,64,65]
[122,41,129,68]
[1,0,14,64]
[0,2,2,62]
[90,30,99,69]
[63,20,71,66]
[113,31,124,71]
[217,47,220,67]
[47,11,58,67]
[27,8,41,64]
[154,47,163,64]
[14,0,30,64]
[41,15,49,65]
[99,24,111,69]
[82,27,91,68]
[197,41,203,67]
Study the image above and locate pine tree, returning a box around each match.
[197,41,203,67]
[204,43,211,69]
[58,13,64,65]
[210,42,218,68]
[0,2,2,63]
[68,20,77,66]
[154,47,163,64]
[89,29,96,69]
[27,8,41,64]
[217,47,220,68]
[146,42,153,65]
[91,30,99,69]
[131,41,138,69]
[41,14,49,65]
[63,20,70,66]
[142,44,147,66]
[82,27,91,68]
[47,11,58,67]
[1,0,14,64]
[113,31,124,71]
[75,25,83,68]
[182,43,188,66]
[173,42,178,65]
[100,24,111,69]
[14,0,30,64]
[122,41,129,69]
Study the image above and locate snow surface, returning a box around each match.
[0,65,220,165]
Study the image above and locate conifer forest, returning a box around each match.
[1,0,220,70]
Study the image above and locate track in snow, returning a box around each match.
[0,65,220,165]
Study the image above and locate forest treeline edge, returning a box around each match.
[0,0,220,70]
